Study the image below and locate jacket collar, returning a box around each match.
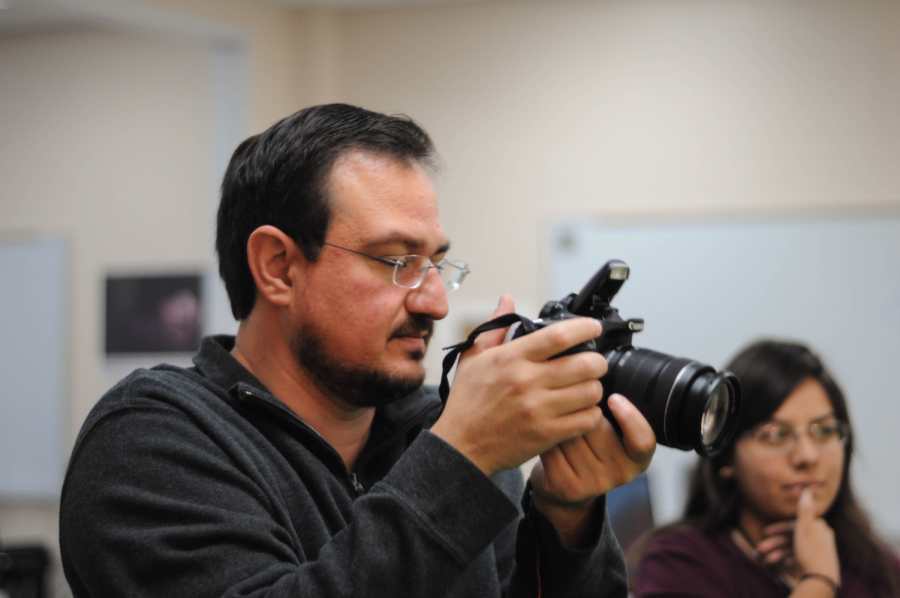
[192,335,442,431]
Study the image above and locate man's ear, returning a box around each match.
[246,225,305,308]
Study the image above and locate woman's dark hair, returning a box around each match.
[216,103,437,320]
[680,339,900,595]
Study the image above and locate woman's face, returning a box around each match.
[732,378,846,525]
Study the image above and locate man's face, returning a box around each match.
[291,150,450,408]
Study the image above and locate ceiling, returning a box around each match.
[264,0,508,8]
[0,0,101,34]
[0,0,517,35]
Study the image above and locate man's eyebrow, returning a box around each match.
[363,234,451,255]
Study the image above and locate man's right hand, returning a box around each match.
[430,294,608,477]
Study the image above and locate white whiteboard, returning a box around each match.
[0,238,66,498]
[549,214,900,534]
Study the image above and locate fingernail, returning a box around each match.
[608,394,623,406]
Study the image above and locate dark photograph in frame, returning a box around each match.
[105,274,202,354]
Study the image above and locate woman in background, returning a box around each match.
[633,340,900,597]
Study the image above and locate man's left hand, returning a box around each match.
[529,393,655,548]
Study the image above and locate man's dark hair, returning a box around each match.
[216,103,437,320]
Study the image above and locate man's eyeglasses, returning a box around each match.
[323,242,470,291]
[742,419,849,452]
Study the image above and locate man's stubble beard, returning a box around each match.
[291,313,434,409]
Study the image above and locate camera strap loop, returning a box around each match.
[439,313,537,404]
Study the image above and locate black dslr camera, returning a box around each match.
[515,260,741,457]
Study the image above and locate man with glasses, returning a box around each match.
[60,104,655,597]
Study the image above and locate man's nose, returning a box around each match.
[407,267,449,320]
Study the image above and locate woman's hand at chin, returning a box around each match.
[792,488,840,586]
[757,488,840,593]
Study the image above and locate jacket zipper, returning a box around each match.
[239,389,327,443]
[240,388,367,497]
[350,473,365,496]
[353,403,439,472]
[240,387,439,499]
[348,403,440,497]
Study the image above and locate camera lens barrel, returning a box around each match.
[530,260,742,457]
[604,347,741,457]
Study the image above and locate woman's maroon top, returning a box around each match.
[633,527,899,597]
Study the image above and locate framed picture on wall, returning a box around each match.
[105,274,203,355]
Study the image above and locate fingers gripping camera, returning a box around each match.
[514,260,742,457]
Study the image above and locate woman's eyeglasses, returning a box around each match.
[743,419,849,452]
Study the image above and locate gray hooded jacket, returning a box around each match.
[60,335,627,597]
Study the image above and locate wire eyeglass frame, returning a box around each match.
[323,242,469,291]
[741,419,850,453]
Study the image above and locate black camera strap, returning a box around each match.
[439,313,537,404]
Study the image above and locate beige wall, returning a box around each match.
[1,0,899,591]
[1,26,212,442]
[336,0,900,310]
[141,0,341,128]
[334,0,900,533]
[0,1,338,587]
[0,26,210,592]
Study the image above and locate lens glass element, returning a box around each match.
[700,380,731,448]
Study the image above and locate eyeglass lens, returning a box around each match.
[753,420,849,450]
[393,256,431,288]
[439,260,469,291]
[392,256,469,291]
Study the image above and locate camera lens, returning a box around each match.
[701,377,732,449]
[604,347,741,457]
